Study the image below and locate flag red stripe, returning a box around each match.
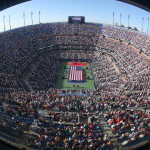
[68,66,83,81]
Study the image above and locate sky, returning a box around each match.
[0,0,150,33]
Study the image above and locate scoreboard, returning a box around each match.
[68,16,85,24]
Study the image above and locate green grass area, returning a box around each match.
[55,62,95,90]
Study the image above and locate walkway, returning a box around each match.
[100,117,120,149]
[24,79,34,92]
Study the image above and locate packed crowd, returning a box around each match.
[1,88,150,149]
[27,52,61,91]
[53,35,99,46]
[59,50,95,60]
[26,120,111,150]
[96,36,150,98]
[132,68,150,97]
[0,23,102,92]
[0,23,150,149]
[0,98,37,140]
[102,25,150,56]
[91,55,125,94]
[4,89,150,114]
[0,73,18,94]
[104,109,150,147]
[0,23,149,94]
[97,37,149,74]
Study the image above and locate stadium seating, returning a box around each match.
[0,23,149,149]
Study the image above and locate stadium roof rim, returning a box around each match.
[117,0,150,12]
[0,0,149,13]
[0,0,30,11]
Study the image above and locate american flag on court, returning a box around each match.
[68,66,83,81]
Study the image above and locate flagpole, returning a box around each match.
[147,18,149,34]
[120,13,122,26]
[113,12,114,26]
[31,12,33,25]
[3,15,5,31]
[23,13,25,27]
[39,11,41,24]
[142,17,144,32]
[9,15,11,30]
[128,14,130,28]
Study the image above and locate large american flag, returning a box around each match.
[68,66,83,81]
